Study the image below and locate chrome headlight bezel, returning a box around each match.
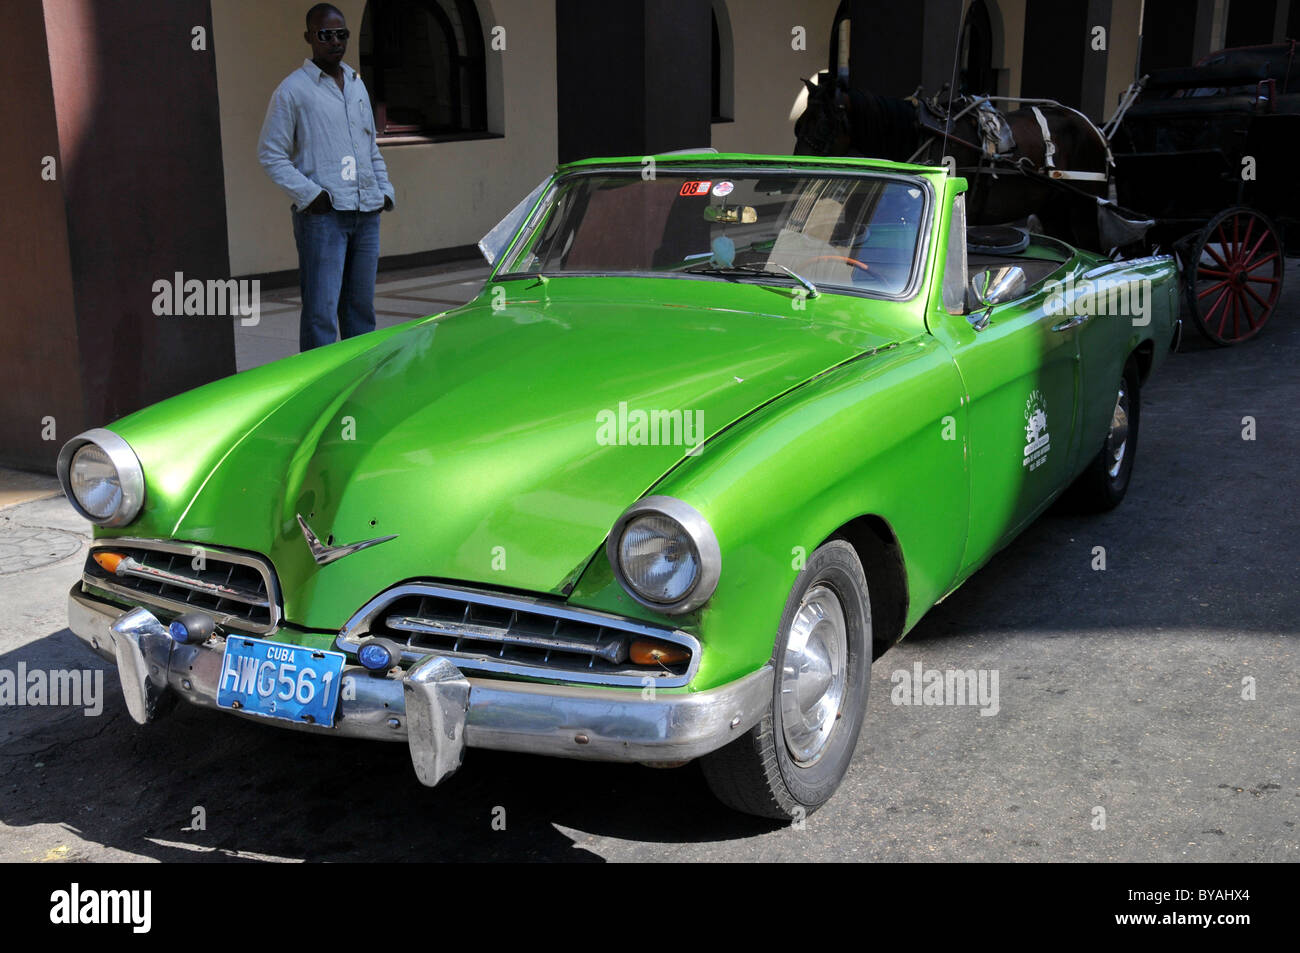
[56,428,145,527]
[607,495,721,615]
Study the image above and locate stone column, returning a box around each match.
[1,0,235,472]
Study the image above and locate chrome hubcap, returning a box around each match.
[780,584,848,766]
[1105,382,1130,480]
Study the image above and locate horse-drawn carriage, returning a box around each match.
[796,39,1297,346]
[1108,41,1297,344]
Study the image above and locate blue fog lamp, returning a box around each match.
[168,612,215,645]
[357,638,402,672]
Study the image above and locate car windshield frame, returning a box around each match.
[490,165,936,302]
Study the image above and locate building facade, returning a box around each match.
[4,0,1297,470]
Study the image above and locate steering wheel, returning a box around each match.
[796,254,871,272]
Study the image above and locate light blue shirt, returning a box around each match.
[258,59,396,213]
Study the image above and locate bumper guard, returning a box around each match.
[70,586,771,786]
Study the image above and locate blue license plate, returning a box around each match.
[216,637,346,727]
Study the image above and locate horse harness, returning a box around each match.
[910,92,1112,185]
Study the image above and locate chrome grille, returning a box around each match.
[337,583,698,687]
[82,539,280,633]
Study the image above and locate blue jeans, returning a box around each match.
[292,209,381,351]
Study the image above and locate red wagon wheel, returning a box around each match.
[1184,207,1284,346]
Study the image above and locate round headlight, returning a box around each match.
[608,496,721,614]
[56,429,145,527]
[69,444,121,520]
[619,514,700,603]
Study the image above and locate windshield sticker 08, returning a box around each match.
[679,180,712,196]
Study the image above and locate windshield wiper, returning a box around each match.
[684,262,820,298]
[761,263,820,299]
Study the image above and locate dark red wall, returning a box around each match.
[1,0,86,471]
[1,0,235,472]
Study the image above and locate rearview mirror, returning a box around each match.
[704,205,758,224]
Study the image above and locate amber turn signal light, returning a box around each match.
[92,551,126,574]
[629,639,690,666]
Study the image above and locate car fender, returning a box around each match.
[568,334,971,691]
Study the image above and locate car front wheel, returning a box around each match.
[701,539,871,820]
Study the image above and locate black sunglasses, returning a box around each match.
[315,28,350,42]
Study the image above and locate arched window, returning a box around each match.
[711,1,734,122]
[360,0,487,138]
[958,0,995,96]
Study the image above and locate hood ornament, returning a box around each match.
[297,514,397,567]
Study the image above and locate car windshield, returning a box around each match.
[495,169,929,297]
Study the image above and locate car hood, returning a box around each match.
[167,280,896,627]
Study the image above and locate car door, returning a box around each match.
[953,288,1081,565]
[929,195,1082,576]
[1072,255,1178,459]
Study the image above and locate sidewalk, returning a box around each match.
[240,257,490,370]
[0,470,61,511]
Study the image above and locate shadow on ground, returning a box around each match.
[0,626,783,862]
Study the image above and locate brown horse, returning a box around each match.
[794,74,1112,250]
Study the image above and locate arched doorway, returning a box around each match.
[959,0,995,96]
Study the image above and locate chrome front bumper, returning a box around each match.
[68,586,771,785]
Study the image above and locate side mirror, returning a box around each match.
[967,265,1028,310]
[965,265,1027,332]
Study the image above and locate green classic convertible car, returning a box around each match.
[59,153,1179,819]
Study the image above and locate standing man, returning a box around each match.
[258,3,396,351]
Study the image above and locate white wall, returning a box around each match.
[710,0,842,154]
[989,0,1027,97]
[212,0,1140,275]
[212,0,557,276]
[989,0,1143,116]
[1105,0,1143,122]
